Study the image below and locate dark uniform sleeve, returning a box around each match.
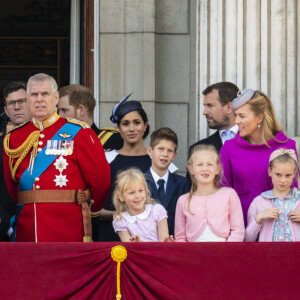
[99,129,123,152]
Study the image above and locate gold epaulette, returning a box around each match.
[4,129,40,182]
[100,127,120,133]
[66,118,90,129]
[6,121,30,134]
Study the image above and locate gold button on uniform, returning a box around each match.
[36,185,40,190]
[37,148,42,152]
[35,177,39,182]
[38,141,43,146]
[40,134,45,138]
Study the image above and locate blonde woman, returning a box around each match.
[220,89,298,226]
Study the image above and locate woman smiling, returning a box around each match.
[220,89,298,226]
[92,95,152,241]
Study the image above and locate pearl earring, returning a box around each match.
[258,124,261,128]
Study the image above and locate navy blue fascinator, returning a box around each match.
[110,93,143,123]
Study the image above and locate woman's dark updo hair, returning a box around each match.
[117,108,150,139]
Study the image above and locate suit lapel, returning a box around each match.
[213,131,223,153]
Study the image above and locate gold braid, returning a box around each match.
[3,131,40,182]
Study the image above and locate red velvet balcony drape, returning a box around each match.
[1,242,300,299]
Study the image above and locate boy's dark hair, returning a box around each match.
[202,82,239,106]
[150,127,178,150]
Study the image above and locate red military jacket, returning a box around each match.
[3,111,111,242]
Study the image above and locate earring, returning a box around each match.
[258,124,261,128]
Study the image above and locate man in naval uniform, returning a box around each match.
[3,73,111,242]
[58,84,123,151]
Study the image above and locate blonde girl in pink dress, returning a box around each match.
[175,144,244,242]
[112,168,174,242]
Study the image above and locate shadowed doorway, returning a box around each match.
[0,0,71,112]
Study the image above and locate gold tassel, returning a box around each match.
[111,245,127,300]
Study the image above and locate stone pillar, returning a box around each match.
[98,0,156,142]
[97,0,191,172]
[192,0,300,144]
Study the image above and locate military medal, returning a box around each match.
[54,173,68,187]
[53,140,59,155]
[45,140,51,155]
[57,140,62,155]
[61,141,66,156]
[68,141,74,155]
[54,156,68,173]
[65,141,71,156]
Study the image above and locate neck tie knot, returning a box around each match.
[222,130,233,142]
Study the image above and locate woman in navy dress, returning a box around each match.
[93,94,152,241]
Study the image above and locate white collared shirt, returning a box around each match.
[219,124,238,145]
[150,167,169,192]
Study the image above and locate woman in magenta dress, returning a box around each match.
[220,89,298,225]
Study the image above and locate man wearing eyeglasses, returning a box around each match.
[3,81,32,129]
[0,82,32,241]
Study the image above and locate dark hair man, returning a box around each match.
[0,81,32,241]
[189,82,239,155]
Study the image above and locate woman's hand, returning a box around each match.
[289,210,300,222]
[129,235,143,242]
[163,235,174,242]
[255,208,279,225]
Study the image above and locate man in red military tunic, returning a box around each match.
[3,73,111,242]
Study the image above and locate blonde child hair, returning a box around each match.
[113,168,155,219]
[187,144,223,214]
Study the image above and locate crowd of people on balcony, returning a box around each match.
[0,75,299,243]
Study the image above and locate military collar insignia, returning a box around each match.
[58,133,72,139]
[33,111,60,130]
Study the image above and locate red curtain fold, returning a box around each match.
[1,242,300,300]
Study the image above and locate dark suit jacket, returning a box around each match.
[188,131,222,157]
[144,169,190,236]
[0,134,17,241]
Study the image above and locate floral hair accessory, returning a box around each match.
[269,148,297,163]
[232,89,255,110]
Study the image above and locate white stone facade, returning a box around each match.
[96,0,300,173]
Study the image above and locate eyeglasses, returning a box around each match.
[5,98,28,109]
